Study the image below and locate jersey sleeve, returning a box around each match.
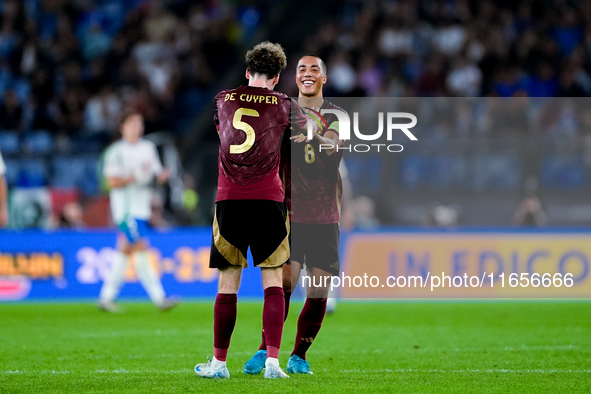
[289,98,309,135]
[103,145,124,178]
[327,120,340,135]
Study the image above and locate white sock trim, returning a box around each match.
[212,357,226,368]
[265,357,279,368]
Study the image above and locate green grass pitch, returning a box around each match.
[1,300,590,393]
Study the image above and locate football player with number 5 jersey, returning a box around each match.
[193,42,314,380]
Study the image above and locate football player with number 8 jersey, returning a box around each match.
[244,54,347,376]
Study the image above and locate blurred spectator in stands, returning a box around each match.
[50,15,80,65]
[351,196,380,230]
[328,51,361,96]
[513,178,547,227]
[513,195,548,227]
[83,57,108,95]
[358,55,384,96]
[144,0,178,42]
[559,63,586,97]
[141,54,178,104]
[25,95,55,131]
[57,201,86,228]
[84,85,122,136]
[55,87,86,136]
[423,204,462,227]
[432,18,466,56]
[0,89,23,131]
[414,55,445,96]
[446,55,482,96]
[0,13,20,61]
[27,69,54,114]
[551,7,583,57]
[491,65,527,97]
[81,22,111,61]
[524,62,559,97]
[183,51,214,89]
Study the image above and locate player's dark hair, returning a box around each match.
[302,53,327,75]
[245,41,287,79]
[119,108,141,128]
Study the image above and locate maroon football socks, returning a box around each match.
[292,298,327,360]
[262,286,285,358]
[259,290,291,351]
[213,293,237,362]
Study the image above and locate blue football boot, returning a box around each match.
[286,354,313,374]
[243,349,267,375]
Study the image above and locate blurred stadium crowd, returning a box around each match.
[0,0,262,227]
[279,0,591,98]
[0,0,260,139]
[1,0,591,228]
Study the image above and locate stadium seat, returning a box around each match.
[24,131,54,154]
[16,159,48,187]
[51,155,100,195]
[0,131,20,154]
[472,154,520,191]
[3,159,19,185]
[541,154,584,190]
[346,156,382,195]
[52,157,85,188]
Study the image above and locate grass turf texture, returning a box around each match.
[1,301,590,393]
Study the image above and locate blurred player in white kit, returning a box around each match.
[97,109,179,313]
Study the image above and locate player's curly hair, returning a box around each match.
[245,41,287,79]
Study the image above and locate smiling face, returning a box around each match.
[296,56,327,97]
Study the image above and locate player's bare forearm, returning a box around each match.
[313,130,341,156]
[156,169,170,184]
[108,176,135,189]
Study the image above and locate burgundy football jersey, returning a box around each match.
[214,85,308,202]
[289,100,346,224]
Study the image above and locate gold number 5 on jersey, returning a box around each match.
[230,108,259,154]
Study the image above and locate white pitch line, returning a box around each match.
[339,369,591,374]
[3,369,591,375]
[1,370,189,375]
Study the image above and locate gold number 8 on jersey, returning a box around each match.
[305,143,315,164]
[230,108,259,154]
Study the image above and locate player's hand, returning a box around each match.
[302,107,321,142]
[290,133,307,143]
[157,168,171,183]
